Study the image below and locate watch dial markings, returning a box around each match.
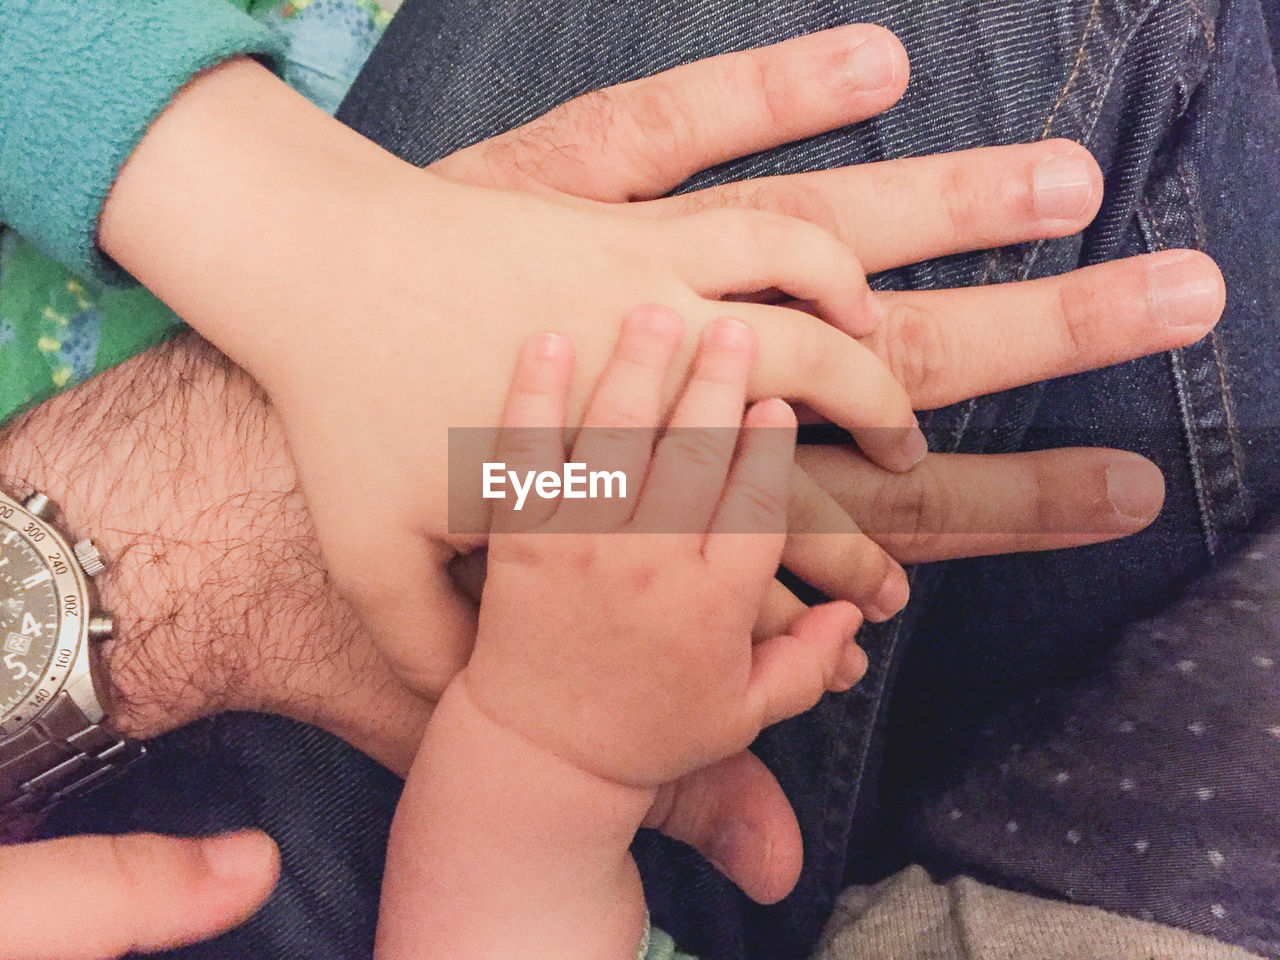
[0,522,62,717]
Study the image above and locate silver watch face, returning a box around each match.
[0,520,62,717]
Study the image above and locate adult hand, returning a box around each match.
[426,24,1219,629]
[2,25,1220,907]
[0,829,278,960]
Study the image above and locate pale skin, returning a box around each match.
[97,27,1220,696]
[0,24,1225,956]
[380,314,870,960]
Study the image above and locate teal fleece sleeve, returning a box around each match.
[0,0,282,284]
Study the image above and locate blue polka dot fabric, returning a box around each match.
[912,525,1280,957]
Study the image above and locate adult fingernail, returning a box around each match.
[1032,154,1095,222]
[1147,252,1224,327]
[839,37,899,90]
[869,566,909,622]
[901,425,929,468]
[708,822,769,882]
[833,641,868,690]
[1105,460,1163,522]
[201,831,277,883]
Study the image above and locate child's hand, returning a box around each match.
[164,115,914,689]
[460,305,865,790]
[376,311,866,960]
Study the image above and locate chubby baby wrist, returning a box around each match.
[433,677,658,835]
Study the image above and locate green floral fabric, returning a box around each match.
[0,0,391,425]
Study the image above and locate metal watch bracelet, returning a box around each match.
[0,690,143,819]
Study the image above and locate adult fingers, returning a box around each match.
[333,534,480,697]
[431,25,908,200]
[785,466,908,622]
[568,305,684,529]
[748,602,865,730]
[642,750,804,905]
[867,250,1226,409]
[795,445,1167,563]
[632,317,753,533]
[671,209,879,336]
[0,831,278,960]
[647,139,1104,273]
[754,580,808,642]
[742,301,926,472]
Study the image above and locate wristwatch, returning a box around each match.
[0,486,142,825]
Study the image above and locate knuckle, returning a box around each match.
[105,834,168,898]
[613,82,698,186]
[939,161,982,239]
[731,479,788,530]
[870,462,949,553]
[734,48,791,130]
[588,421,650,449]
[786,475,823,532]
[664,430,728,471]
[498,435,554,468]
[881,298,948,402]
[559,537,602,573]
[1030,467,1071,535]
[1053,276,1095,359]
[756,180,846,241]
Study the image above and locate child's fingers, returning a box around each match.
[563,305,684,530]
[740,301,927,472]
[491,332,575,533]
[631,317,754,533]
[785,467,909,622]
[747,602,865,730]
[704,399,797,579]
[672,210,879,337]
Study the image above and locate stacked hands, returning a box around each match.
[378,313,872,958]
[0,24,1225,959]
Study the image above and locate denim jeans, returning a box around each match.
[46,0,1280,958]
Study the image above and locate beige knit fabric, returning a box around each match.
[815,866,1264,960]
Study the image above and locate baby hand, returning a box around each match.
[458,305,866,789]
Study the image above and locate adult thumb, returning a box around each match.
[0,829,279,960]
[644,750,803,905]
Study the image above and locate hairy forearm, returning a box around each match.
[377,679,652,960]
[0,335,427,770]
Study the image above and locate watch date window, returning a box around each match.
[4,632,30,656]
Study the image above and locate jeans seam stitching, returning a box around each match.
[1174,158,1247,503]
[979,0,1158,291]
[1142,197,1220,552]
[1037,0,1105,141]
